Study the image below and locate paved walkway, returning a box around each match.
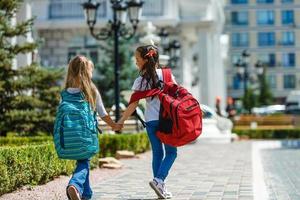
[93,141,253,200]
[261,147,300,200]
[3,140,300,200]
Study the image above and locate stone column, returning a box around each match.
[16,0,34,68]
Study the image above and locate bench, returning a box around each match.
[234,114,297,129]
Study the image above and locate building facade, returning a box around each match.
[225,0,300,103]
[18,0,228,109]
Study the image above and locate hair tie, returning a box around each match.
[145,49,156,58]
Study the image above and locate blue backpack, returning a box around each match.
[53,90,99,160]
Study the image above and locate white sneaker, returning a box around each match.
[67,185,81,200]
[149,178,172,199]
[165,190,172,199]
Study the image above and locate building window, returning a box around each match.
[258,53,276,67]
[282,0,293,3]
[281,31,295,46]
[231,0,248,3]
[231,11,248,25]
[284,75,296,89]
[233,74,242,89]
[257,10,274,25]
[232,33,249,47]
[258,32,275,46]
[257,0,274,3]
[68,35,101,64]
[142,0,164,17]
[282,10,294,24]
[282,53,295,67]
[49,0,107,19]
[231,54,240,64]
[267,75,277,89]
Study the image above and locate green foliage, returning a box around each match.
[257,67,273,106]
[0,133,150,195]
[0,0,64,136]
[0,143,75,195]
[0,136,51,146]
[242,88,257,114]
[93,39,138,107]
[233,128,300,139]
[98,132,150,157]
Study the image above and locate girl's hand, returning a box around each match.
[113,123,123,132]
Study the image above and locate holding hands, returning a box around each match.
[113,122,123,132]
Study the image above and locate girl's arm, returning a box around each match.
[117,101,139,124]
[95,89,118,129]
[100,115,115,128]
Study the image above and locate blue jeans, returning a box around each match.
[68,159,92,199]
[146,120,177,181]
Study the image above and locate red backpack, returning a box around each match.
[129,68,202,147]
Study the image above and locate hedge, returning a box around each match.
[233,128,300,139]
[99,133,150,157]
[0,136,51,146]
[0,133,150,195]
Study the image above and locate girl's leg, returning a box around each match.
[156,144,177,181]
[68,159,91,198]
[146,120,164,178]
[82,160,93,199]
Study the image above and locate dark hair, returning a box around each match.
[136,45,160,90]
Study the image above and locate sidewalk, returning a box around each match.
[93,141,253,200]
[2,140,300,200]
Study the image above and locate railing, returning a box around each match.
[48,0,165,20]
[49,0,106,19]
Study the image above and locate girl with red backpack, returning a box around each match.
[117,45,177,199]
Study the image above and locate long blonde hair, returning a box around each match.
[65,55,97,110]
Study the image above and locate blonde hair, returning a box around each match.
[65,55,97,110]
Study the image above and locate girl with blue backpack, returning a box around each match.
[54,55,122,200]
[116,45,177,199]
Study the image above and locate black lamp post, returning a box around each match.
[158,28,181,68]
[234,50,251,113]
[235,50,250,99]
[82,0,143,121]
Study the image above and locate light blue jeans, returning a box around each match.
[68,159,92,199]
[146,120,177,181]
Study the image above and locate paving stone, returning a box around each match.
[91,141,254,199]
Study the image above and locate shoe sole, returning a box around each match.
[67,186,81,200]
[149,181,167,199]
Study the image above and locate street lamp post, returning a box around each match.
[158,28,181,68]
[235,50,250,113]
[82,0,143,121]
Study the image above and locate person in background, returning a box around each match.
[226,97,236,121]
[215,96,222,116]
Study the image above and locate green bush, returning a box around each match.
[98,133,150,157]
[0,133,150,195]
[233,128,300,139]
[0,136,52,146]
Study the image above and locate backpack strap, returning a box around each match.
[128,67,173,127]
[129,67,173,105]
[162,68,173,83]
[129,89,160,105]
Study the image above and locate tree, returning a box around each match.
[258,66,273,106]
[0,0,64,136]
[93,39,138,107]
[242,88,257,114]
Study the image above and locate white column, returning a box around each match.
[196,30,227,109]
[181,40,193,92]
[11,15,17,70]
[16,0,34,68]
[197,31,212,107]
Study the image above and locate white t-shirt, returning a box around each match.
[131,68,175,122]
